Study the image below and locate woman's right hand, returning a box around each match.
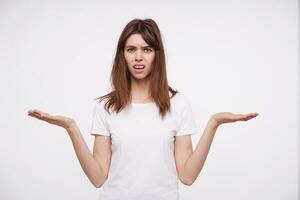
[27,109,76,130]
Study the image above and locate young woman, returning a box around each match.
[27,18,258,200]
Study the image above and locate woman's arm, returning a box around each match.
[180,112,258,185]
[27,109,108,188]
[178,118,218,185]
[66,124,109,188]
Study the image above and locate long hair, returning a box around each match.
[95,18,178,120]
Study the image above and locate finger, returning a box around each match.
[28,113,44,120]
[234,114,250,121]
[245,113,259,119]
[234,114,245,120]
[32,109,48,115]
[30,110,51,118]
[27,109,34,113]
[28,110,42,116]
[28,109,39,113]
[247,115,258,120]
[243,114,258,121]
[33,109,43,112]
[247,112,259,116]
[28,112,51,120]
[28,110,37,115]
[237,113,258,120]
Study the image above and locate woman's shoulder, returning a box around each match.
[170,91,190,109]
[93,96,111,115]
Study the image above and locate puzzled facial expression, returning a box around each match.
[124,34,155,80]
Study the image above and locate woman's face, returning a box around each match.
[124,33,155,80]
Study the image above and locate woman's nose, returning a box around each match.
[135,50,143,61]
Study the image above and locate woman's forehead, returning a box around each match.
[125,33,149,47]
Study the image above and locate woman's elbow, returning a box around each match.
[182,180,194,186]
[92,174,108,188]
[179,176,195,186]
[93,178,106,188]
[94,182,103,188]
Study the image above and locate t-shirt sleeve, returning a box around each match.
[175,95,200,136]
[90,101,111,136]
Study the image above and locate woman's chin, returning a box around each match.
[131,73,150,81]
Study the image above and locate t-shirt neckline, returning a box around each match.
[130,101,155,106]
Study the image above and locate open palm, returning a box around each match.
[211,112,259,125]
[27,109,76,129]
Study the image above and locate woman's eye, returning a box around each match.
[127,48,135,52]
[144,48,152,53]
[126,48,152,53]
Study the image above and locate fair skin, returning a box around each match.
[27,33,259,187]
[124,33,155,103]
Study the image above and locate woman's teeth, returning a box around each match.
[133,65,145,69]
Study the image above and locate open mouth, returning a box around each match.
[133,65,145,69]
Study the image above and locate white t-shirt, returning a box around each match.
[90,92,200,200]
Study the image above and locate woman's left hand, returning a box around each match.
[211,112,259,126]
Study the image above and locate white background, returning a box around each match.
[0,0,298,200]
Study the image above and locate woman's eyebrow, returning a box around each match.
[125,45,152,48]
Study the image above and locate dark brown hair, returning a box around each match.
[95,18,178,120]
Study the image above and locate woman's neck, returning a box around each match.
[130,78,153,103]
